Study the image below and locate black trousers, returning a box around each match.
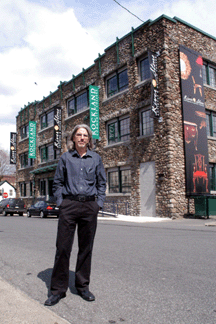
[50,199,99,295]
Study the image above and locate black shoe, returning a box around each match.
[77,289,95,302]
[44,292,66,306]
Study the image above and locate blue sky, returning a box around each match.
[0,0,216,151]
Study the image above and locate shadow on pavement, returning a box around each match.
[37,268,77,297]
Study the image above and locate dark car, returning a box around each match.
[27,201,59,218]
[0,198,26,216]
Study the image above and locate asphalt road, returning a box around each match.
[0,214,216,324]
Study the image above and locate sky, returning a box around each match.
[1,0,216,152]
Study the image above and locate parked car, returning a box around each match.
[27,201,59,218]
[0,198,26,216]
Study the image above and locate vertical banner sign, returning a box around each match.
[29,121,36,159]
[179,45,209,195]
[54,107,62,149]
[148,50,160,118]
[10,132,17,164]
[89,85,100,139]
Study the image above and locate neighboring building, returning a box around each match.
[15,15,216,218]
[1,174,16,188]
[0,180,16,201]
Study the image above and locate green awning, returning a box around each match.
[30,163,58,175]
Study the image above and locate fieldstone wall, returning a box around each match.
[16,16,216,217]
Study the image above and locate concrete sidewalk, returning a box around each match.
[0,276,70,324]
[98,213,171,223]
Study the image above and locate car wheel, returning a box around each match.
[10,213,13,216]
[40,211,45,218]
[2,210,7,216]
[19,213,23,216]
[27,211,31,218]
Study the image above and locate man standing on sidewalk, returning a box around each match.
[45,124,106,306]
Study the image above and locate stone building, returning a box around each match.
[15,15,216,218]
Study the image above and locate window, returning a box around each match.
[40,110,54,130]
[203,63,216,88]
[20,124,29,139]
[107,116,130,145]
[209,164,216,191]
[30,181,34,196]
[140,108,154,136]
[107,69,128,97]
[206,110,216,137]
[40,179,46,196]
[40,144,61,163]
[9,190,13,196]
[20,153,34,168]
[140,57,151,82]
[20,183,27,197]
[67,91,88,116]
[108,167,131,193]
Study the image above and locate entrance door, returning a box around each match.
[140,162,156,216]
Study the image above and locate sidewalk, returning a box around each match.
[0,276,70,324]
[98,212,171,223]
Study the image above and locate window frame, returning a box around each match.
[108,166,131,194]
[203,62,216,88]
[106,67,129,98]
[19,182,27,197]
[206,110,216,138]
[209,164,216,191]
[20,152,34,168]
[139,107,154,137]
[67,90,89,117]
[40,109,54,130]
[107,115,130,145]
[138,56,151,82]
[40,144,61,163]
[20,124,29,140]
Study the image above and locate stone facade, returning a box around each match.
[15,15,216,218]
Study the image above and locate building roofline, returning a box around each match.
[16,14,216,115]
[173,16,216,41]
[0,180,16,191]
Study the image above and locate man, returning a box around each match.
[44,124,106,306]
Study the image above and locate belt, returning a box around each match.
[63,195,96,202]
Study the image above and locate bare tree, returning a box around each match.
[0,149,15,181]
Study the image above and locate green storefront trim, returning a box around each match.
[30,163,58,175]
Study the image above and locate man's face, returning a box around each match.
[73,127,89,150]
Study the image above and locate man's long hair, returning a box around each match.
[67,124,94,151]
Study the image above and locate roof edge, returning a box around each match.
[173,16,216,41]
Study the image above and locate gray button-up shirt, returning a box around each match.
[53,149,106,208]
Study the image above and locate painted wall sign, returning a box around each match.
[10,132,17,164]
[89,85,100,139]
[29,121,37,159]
[179,45,209,195]
[54,107,62,149]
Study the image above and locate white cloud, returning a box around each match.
[0,0,216,153]
[0,0,104,151]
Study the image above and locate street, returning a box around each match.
[0,215,216,324]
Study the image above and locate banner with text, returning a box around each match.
[179,45,209,195]
[54,107,62,149]
[148,50,160,118]
[29,121,36,159]
[10,132,17,164]
[89,85,100,139]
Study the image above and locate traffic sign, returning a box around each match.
[3,192,8,198]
